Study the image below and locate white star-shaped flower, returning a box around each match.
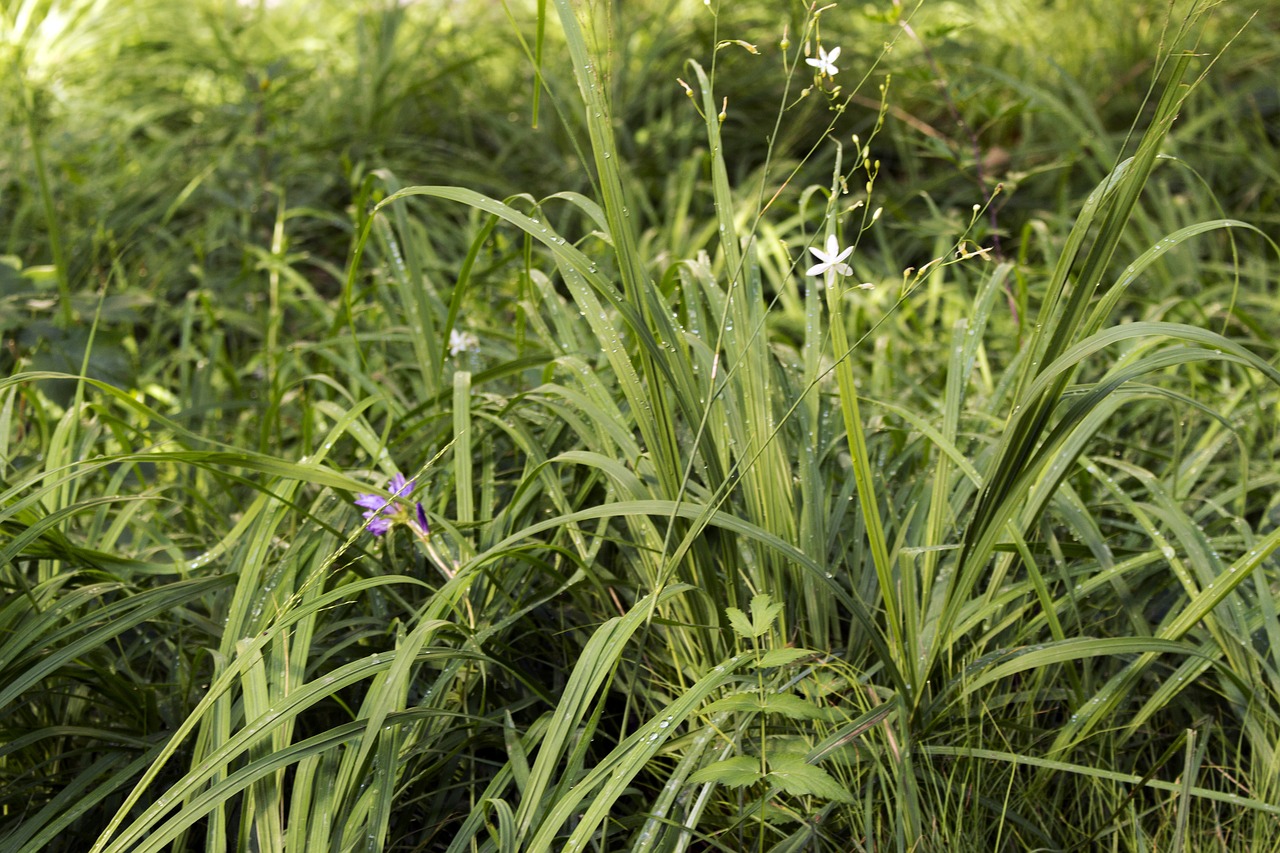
[806,234,853,277]
[805,45,840,77]
[448,328,479,356]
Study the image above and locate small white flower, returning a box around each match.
[448,328,479,356]
[805,45,841,77]
[805,234,854,277]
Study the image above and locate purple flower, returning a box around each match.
[355,473,429,537]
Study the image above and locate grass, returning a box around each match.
[3,0,1280,849]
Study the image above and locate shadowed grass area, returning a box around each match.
[3,0,1280,850]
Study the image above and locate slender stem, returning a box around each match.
[17,68,74,326]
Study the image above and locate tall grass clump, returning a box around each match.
[3,0,1280,850]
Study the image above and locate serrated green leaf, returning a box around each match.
[706,696,762,712]
[725,606,754,640]
[703,695,766,715]
[757,801,802,826]
[687,756,762,789]
[748,593,783,637]
[751,648,815,669]
[703,693,828,720]
[766,755,854,803]
[762,694,829,720]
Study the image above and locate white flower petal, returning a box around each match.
[805,235,854,277]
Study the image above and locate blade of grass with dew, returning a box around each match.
[924,744,1280,818]
[916,264,1013,671]
[549,0,694,504]
[816,144,899,674]
[102,707,440,853]
[528,651,754,852]
[97,645,480,852]
[0,576,232,712]
[506,584,695,844]
[687,60,798,586]
[1,746,167,853]
[1047,522,1280,753]
[453,369,474,550]
[87,573,432,853]
[951,44,1203,647]
[942,319,1280,682]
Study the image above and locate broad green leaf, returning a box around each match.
[725,606,754,640]
[686,756,762,789]
[752,648,816,669]
[766,754,855,803]
[704,693,829,720]
[749,593,784,638]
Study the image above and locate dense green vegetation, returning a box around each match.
[3,0,1280,849]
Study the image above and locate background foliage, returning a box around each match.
[3,0,1279,850]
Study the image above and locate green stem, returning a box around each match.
[17,69,73,326]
